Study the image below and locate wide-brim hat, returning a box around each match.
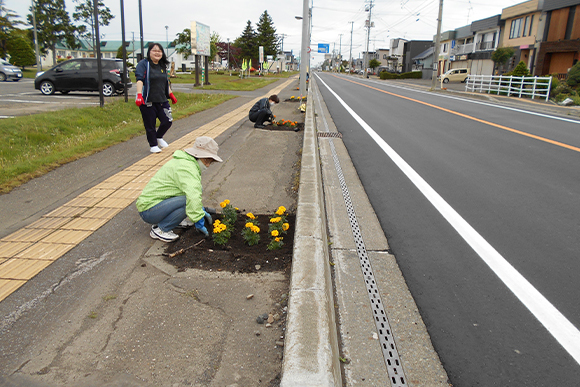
[185,136,223,162]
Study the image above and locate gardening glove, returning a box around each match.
[135,93,144,107]
[194,217,209,237]
[203,208,213,227]
[169,92,177,104]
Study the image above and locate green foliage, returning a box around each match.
[512,61,530,77]
[368,58,381,70]
[549,74,560,96]
[0,3,23,58]
[256,11,278,57]
[173,28,191,56]
[234,20,257,60]
[491,47,515,66]
[400,71,422,79]
[27,0,79,66]
[72,0,114,56]
[566,61,580,88]
[6,30,36,68]
[210,32,221,60]
[379,71,400,80]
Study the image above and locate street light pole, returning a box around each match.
[30,0,41,71]
[431,0,444,90]
[299,0,309,99]
[165,25,168,55]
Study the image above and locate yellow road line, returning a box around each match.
[0,78,296,302]
[332,74,580,153]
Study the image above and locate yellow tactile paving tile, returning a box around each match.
[94,197,134,209]
[0,280,27,302]
[43,206,86,218]
[81,207,123,219]
[64,196,104,208]
[41,229,92,244]
[25,217,71,230]
[0,258,53,280]
[0,241,34,258]
[92,180,130,190]
[14,242,75,260]
[78,188,115,198]
[119,182,147,191]
[60,217,110,231]
[109,189,140,200]
[1,228,54,243]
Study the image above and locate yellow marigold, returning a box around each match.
[291,96,295,99]
[214,219,221,225]
[271,230,279,237]
[270,217,281,223]
[252,226,260,233]
[246,213,256,219]
[282,223,289,231]
[235,207,239,211]
[276,206,286,215]
[224,199,230,205]
[220,201,227,208]
[275,237,283,242]
[245,222,253,228]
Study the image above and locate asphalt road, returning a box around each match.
[314,72,580,386]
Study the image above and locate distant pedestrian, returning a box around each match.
[136,136,223,242]
[249,94,279,129]
[135,43,178,153]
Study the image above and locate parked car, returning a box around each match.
[0,59,23,81]
[439,68,470,83]
[34,58,132,96]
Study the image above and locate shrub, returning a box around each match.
[400,71,422,79]
[566,61,580,88]
[512,61,530,77]
[379,71,400,80]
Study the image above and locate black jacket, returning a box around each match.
[249,97,272,116]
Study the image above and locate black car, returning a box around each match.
[34,58,132,96]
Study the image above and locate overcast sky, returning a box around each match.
[6,0,524,65]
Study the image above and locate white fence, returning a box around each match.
[465,75,552,101]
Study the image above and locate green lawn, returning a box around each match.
[0,92,235,193]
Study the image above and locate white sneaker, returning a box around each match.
[178,217,194,228]
[157,138,169,148]
[150,146,162,153]
[150,226,179,242]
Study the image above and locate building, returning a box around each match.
[389,38,408,72]
[500,0,543,74]
[535,0,580,76]
[402,40,433,73]
[434,30,455,75]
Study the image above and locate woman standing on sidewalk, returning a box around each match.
[135,43,178,153]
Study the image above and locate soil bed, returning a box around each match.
[165,214,295,275]
[260,123,304,132]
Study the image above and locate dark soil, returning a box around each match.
[165,214,295,275]
[284,98,306,102]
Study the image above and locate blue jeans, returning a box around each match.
[139,196,186,232]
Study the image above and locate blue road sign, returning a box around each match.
[318,44,330,53]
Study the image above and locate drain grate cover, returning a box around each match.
[318,131,343,138]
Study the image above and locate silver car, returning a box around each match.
[0,59,23,81]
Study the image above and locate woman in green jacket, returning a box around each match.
[136,136,222,242]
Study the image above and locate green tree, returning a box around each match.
[491,47,515,74]
[27,0,79,66]
[72,0,114,57]
[0,3,22,58]
[369,58,381,72]
[512,61,529,77]
[210,32,220,62]
[173,28,191,57]
[6,30,36,68]
[256,11,278,58]
[566,61,580,88]
[234,20,257,61]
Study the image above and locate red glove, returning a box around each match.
[135,93,144,107]
[169,92,177,104]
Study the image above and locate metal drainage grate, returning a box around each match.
[313,80,406,386]
[317,131,342,138]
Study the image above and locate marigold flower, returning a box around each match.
[246,213,256,219]
[224,199,230,205]
[220,202,227,208]
[214,219,221,225]
[245,222,253,228]
[282,223,289,231]
[275,237,283,242]
[270,217,281,223]
[252,226,260,233]
[271,230,279,237]
[276,206,286,215]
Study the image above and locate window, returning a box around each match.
[509,18,522,39]
[566,7,575,40]
[528,15,534,36]
[523,16,529,37]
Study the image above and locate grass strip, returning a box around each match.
[0,92,235,193]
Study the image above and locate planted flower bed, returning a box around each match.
[164,202,295,274]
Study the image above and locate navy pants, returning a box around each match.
[249,109,271,126]
[139,101,173,147]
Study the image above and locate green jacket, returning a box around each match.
[136,150,205,222]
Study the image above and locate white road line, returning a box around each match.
[316,73,580,365]
[0,99,98,104]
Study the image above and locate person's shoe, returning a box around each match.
[294,127,300,132]
[254,124,265,129]
[157,138,169,148]
[150,226,179,242]
[150,146,162,153]
[177,218,194,228]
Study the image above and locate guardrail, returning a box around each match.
[465,75,552,101]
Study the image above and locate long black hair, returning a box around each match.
[146,42,170,68]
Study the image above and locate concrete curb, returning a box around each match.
[280,85,342,386]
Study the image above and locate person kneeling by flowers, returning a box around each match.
[135,136,222,242]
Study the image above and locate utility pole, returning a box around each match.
[165,25,168,56]
[339,33,343,71]
[131,31,135,65]
[349,21,354,73]
[299,0,309,99]
[430,0,444,90]
[138,0,144,59]
[30,0,42,71]
[363,0,374,78]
